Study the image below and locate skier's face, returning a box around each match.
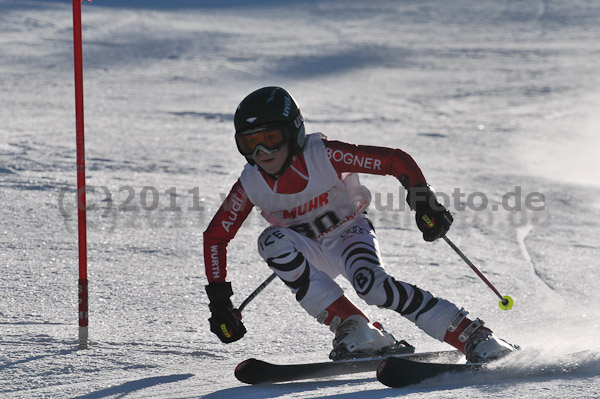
[254,142,290,174]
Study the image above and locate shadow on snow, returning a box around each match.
[72,373,194,399]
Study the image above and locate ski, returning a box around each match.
[235,350,463,384]
[376,356,481,388]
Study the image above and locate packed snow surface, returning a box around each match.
[1,0,599,398]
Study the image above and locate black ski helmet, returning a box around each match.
[234,87,306,160]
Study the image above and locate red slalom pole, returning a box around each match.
[73,0,88,349]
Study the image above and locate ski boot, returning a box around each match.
[329,315,414,360]
[444,309,519,364]
[317,295,413,361]
[465,326,520,363]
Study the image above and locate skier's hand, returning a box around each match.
[406,183,453,242]
[205,282,247,343]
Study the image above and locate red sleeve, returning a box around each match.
[323,139,427,189]
[203,179,254,283]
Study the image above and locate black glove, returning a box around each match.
[406,183,453,242]
[205,282,247,343]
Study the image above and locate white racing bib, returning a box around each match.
[240,133,371,239]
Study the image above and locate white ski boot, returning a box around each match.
[465,327,519,363]
[444,309,519,364]
[329,315,398,360]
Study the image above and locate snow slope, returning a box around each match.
[1,0,599,397]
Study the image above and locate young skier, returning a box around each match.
[203,86,517,363]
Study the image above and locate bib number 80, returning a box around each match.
[289,211,340,239]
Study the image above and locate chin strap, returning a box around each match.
[275,151,295,176]
[256,152,296,180]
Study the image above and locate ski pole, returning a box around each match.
[443,236,514,310]
[238,272,277,312]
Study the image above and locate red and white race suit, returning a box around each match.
[204,133,460,342]
[204,133,426,283]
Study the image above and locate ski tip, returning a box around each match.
[376,357,389,380]
[377,356,481,388]
[234,358,257,384]
[377,357,402,387]
[235,358,269,384]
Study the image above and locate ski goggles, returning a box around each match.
[235,126,289,158]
